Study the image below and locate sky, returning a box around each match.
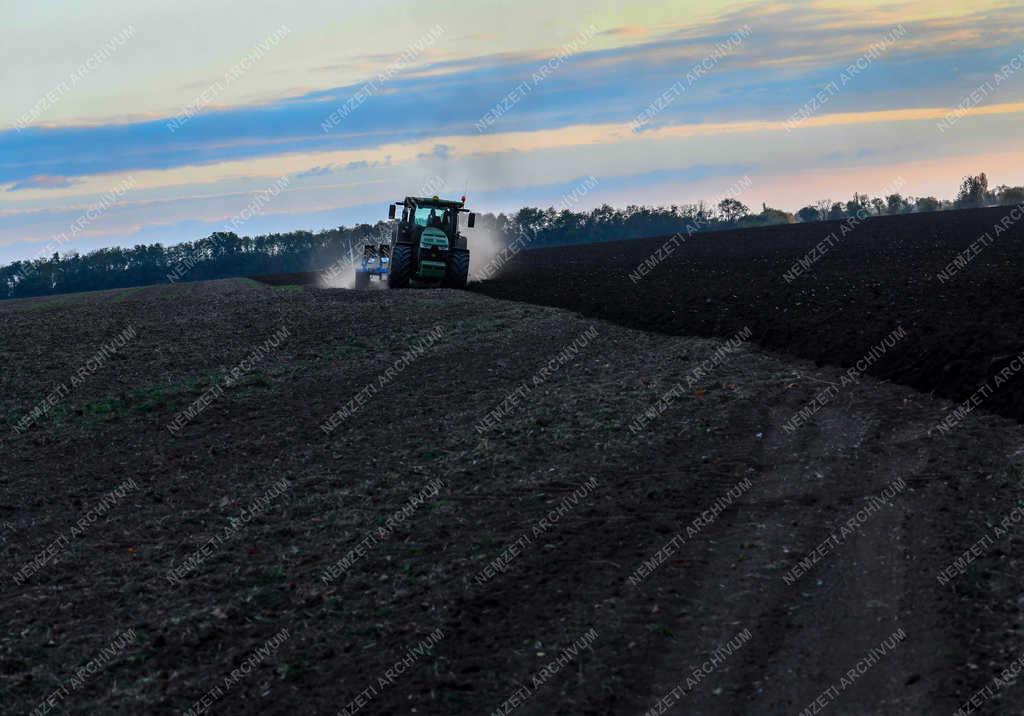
[2,0,1024,264]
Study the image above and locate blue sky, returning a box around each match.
[3,0,1024,264]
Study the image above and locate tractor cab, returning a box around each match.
[389,196,474,249]
[410,204,456,235]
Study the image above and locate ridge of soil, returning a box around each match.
[476,204,1024,424]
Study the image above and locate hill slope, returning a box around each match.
[2,280,1023,714]
[478,203,1024,424]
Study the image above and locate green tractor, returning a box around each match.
[385,196,475,289]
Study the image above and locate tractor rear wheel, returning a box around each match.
[354,271,370,290]
[388,244,414,289]
[444,248,470,289]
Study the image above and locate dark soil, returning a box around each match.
[476,204,1024,424]
[249,272,325,287]
[3,279,1024,714]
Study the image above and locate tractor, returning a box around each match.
[383,196,475,289]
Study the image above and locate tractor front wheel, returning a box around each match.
[444,248,470,289]
[388,244,414,289]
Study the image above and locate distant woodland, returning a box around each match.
[4,173,1021,300]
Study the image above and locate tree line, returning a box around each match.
[790,173,1023,223]
[3,173,1022,300]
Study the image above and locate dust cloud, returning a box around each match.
[316,221,511,289]
[316,254,358,290]
[464,225,510,281]
[317,255,390,291]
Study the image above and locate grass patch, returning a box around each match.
[79,378,219,421]
[259,565,287,583]
[645,623,673,636]
[419,447,445,462]
[23,297,75,311]
[13,370,282,433]
[321,338,374,360]
[457,318,510,334]
[3,408,29,432]
[111,287,146,302]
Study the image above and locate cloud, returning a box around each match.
[601,26,649,38]
[417,144,452,160]
[294,158,391,179]
[6,175,81,192]
[294,164,337,178]
[5,1,1024,186]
